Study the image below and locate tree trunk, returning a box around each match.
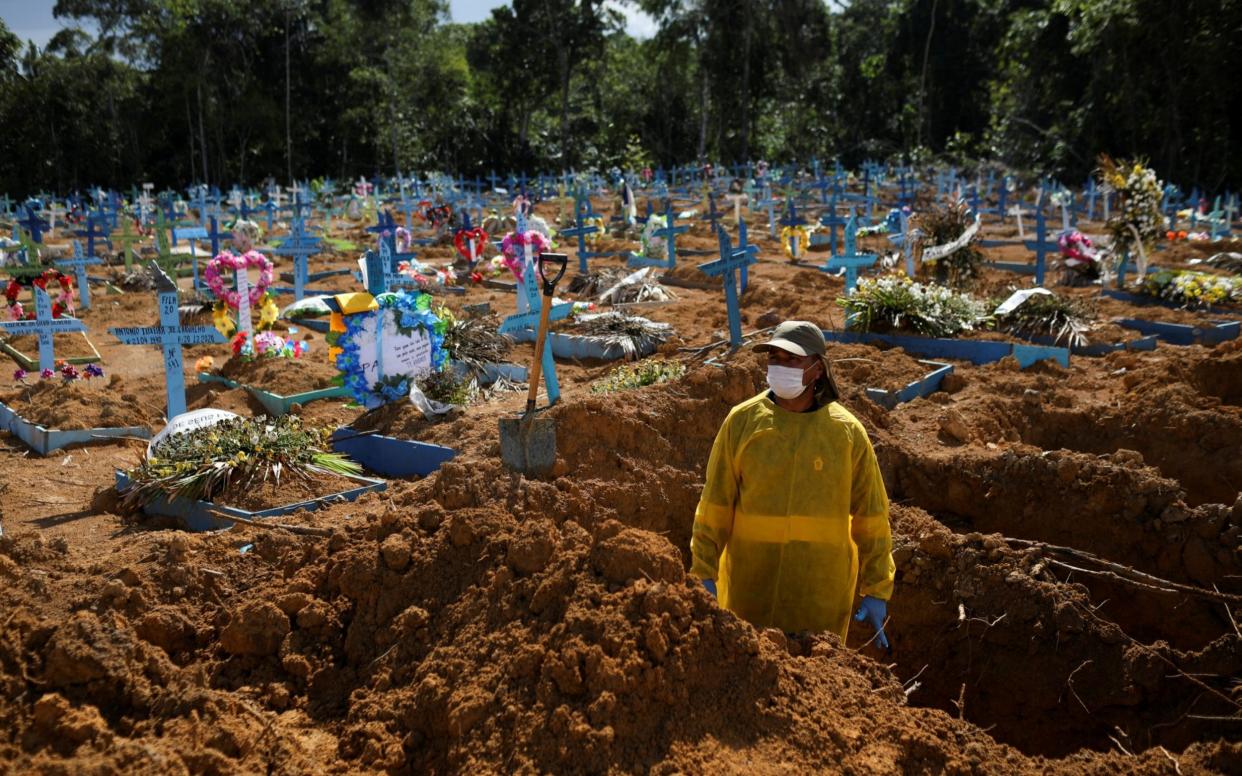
[196,76,209,185]
[917,0,939,149]
[740,0,752,163]
[697,63,709,163]
[285,9,293,186]
[559,45,571,166]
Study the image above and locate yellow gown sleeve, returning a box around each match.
[690,414,739,581]
[849,424,895,600]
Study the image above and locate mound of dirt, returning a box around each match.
[0,374,160,430]
[216,352,340,395]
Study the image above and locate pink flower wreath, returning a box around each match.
[499,230,550,280]
[203,250,274,309]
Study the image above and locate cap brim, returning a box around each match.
[753,338,809,356]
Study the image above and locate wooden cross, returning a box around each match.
[110,263,226,418]
[17,207,48,244]
[74,214,112,259]
[0,287,86,372]
[560,194,602,274]
[1023,209,1055,287]
[697,226,756,349]
[54,242,103,310]
[116,218,142,272]
[780,197,807,260]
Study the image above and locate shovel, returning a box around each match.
[499,251,568,475]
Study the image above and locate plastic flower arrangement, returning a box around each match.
[203,250,280,342]
[12,362,103,383]
[640,215,668,261]
[4,270,76,320]
[1057,230,1101,278]
[230,330,308,361]
[1097,155,1164,279]
[1140,269,1240,309]
[499,231,551,280]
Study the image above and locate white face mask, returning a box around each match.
[767,363,811,400]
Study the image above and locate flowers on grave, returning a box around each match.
[838,274,992,338]
[915,200,985,287]
[120,414,362,509]
[1139,269,1241,309]
[500,231,552,280]
[640,215,668,261]
[454,226,490,262]
[12,363,102,383]
[230,219,261,252]
[1097,155,1164,276]
[1057,230,1101,278]
[229,330,308,361]
[1165,230,1190,242]
[397,260,458,289]
[195,356,215,372]
[4,270,76,320]
[204,250,279,339]
[395,227,413,252]
[583,216,605,245]
[780,225,811,259]
[333,290,447,408]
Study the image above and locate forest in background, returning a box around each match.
[0,0,1237,194]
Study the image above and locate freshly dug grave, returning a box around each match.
[207,469,369,512]
[215,352,341,395]
[828,342,953,395]
[0,374,160,430]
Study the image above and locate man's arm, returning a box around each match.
[690,416,738,581]
[849,426,895,600]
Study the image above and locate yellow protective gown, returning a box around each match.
[690,392,894,637]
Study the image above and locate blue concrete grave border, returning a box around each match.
[507,328,659,361]
[0,400,149,455]
[329,429,456,478]
[114,470,386,533]
[864,360,954,410]
[822,330,1070,368]
[1014,332,1160,357]
[197,372,353,416]
[1114,319,1240,346]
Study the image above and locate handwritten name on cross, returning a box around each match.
[697,227,756,349]
[110,263,226,418]
[0,287,86,372]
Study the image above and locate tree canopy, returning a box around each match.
[0,0,1237,193]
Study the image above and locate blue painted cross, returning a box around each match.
[1023,209,1056,287]
[110,263,226,419]
[498,258,573,405]
[269,218,322,300]
[0,287,87,373]
[757,191,782,239]
[172,224,210,291]
[819,212,878,296]
[54,242,103,311]
[780,198,807,260]
[816,200,849,256]
[628,199,689,270]
[362,240,420,296]
[560,195,601,274]
[734,220,759,294]
[698,226,757,349]
[74,215,112,259]
[17,207,48,244]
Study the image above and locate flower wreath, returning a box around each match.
[4,269,76,320]
[333,291,447,408]
[640,215,668,260]
[204,250,279,338]
[781,226,811,259]
[454,227,489,262]
[499,230,551,280]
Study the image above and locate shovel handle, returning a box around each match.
[537,252,568,296]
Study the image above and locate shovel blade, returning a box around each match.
[499,414,557,475]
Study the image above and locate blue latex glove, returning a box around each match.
[702,579,717,598]
[853,596,890,650]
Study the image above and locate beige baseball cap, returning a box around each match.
[754,321,840,403]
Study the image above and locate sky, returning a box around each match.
[0,0,657,47]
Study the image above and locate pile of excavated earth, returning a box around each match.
[0,199,1240,774]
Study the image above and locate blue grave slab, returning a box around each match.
[329,428,456,478]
